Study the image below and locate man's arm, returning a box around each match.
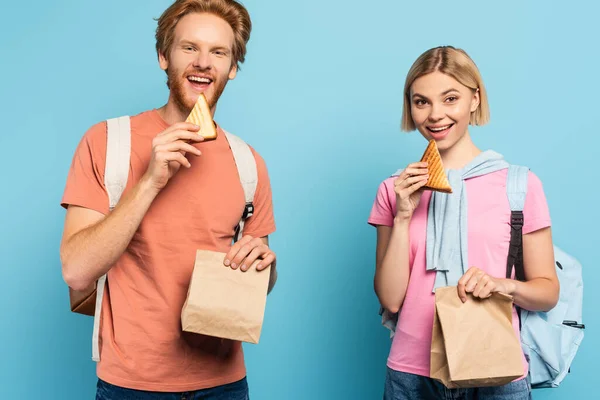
[60,178,159,291]
[261,236,277,294]
[60,122,204,291]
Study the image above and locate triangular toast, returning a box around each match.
[420,139,452,193]
[186,93,217,141]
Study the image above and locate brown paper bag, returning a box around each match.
[430,286,524,388]
[181,249,270,344]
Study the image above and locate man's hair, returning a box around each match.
[155,0,252,71]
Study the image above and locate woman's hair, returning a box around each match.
[401,46,490,132]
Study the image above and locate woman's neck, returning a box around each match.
[439,130,482,170]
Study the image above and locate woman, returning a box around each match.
[368,46,559,399]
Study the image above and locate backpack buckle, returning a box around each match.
[563,320,586,329]
[242,203,254,219]
[510,211,524,228]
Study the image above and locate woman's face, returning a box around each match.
[409,71,480,152]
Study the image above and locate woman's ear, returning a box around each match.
[470,88,480,113]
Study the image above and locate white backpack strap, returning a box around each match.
[91,277,106,362]
[105,116,131,209]
[223,130,257,242]
[92,116,131,362]
[506,164,529,212]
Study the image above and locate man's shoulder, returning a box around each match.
[218,126,267,164]
[119,109,163,132]
[84,109,163,143]
[84,109,155,133]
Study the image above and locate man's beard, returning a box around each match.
[168,68,228,117]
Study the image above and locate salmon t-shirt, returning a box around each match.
[61,109,276,392]
[368,169,551,377]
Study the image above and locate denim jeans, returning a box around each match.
[384,368,531,400]
[95,377,249,400]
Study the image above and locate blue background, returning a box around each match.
[1,0,597,398]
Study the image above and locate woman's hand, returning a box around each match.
[457,267,516,303]
[394,162,429,221]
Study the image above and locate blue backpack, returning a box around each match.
[505,165,585,388]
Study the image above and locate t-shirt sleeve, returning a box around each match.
[60,122,110,215]
[522,171,551,234]
[368,178,396,227]
[241,148,276,238]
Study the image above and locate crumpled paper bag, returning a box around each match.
[430,286,524,388]
[181,249,270,344]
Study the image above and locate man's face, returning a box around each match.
[159,12,237,115]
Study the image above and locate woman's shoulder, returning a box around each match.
[372,172,397,191]
[474,166,544,188]
[526,169,544,189]
[503,165,546,193]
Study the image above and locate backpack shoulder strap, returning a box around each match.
[505,164,530,282]
[506,165,529,212]
[92,115,131,362]
[391,168,403,177]
[105,116,131,210]
[223,129,258,242]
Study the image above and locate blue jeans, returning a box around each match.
[384,368,531,400]
[95,377,249,400]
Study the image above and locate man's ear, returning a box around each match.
[228,63,237,80]
[159,51,169,71]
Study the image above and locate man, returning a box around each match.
[59,0,277,398]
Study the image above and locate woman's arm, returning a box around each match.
[509,227,559,311]
[374,219,412,314]
[457,227,559,312]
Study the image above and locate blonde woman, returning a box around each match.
[368,46,559,399]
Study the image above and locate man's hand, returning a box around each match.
[143,122,204,192]
[224,235,276,272]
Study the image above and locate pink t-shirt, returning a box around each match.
[368,168,551,377]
